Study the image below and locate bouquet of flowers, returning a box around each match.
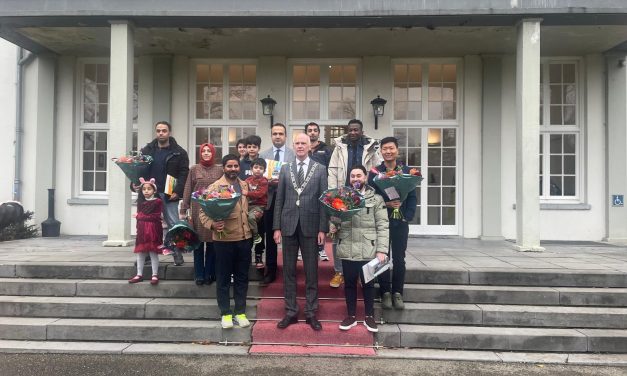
[192,185,241,239]
[161,220,200,255]
[371,166,423,219]
[319,186,365,238]
[112,151,153,186]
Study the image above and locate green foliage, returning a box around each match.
[0,210,39,241]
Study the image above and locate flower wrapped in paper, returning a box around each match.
[371,167,423,219]
[192,185,241,239]
[319,186,365,238]
[112,152,153,186]
[161,220,200,255]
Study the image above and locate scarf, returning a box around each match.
[199,143,216,167]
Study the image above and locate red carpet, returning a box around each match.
[250,240,376,356]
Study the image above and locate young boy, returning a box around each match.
[245,158,269,268]
[238,135,261,180]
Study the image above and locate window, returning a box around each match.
[192,61,258,159]
[290,62,359,122]
[78,61,138,194]
[539,61,580,199]
[393,63,457,121]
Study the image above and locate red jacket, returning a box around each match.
[245,175,268,207]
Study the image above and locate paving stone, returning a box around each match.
[0,317,58,340]
[405,268,469,284]
[0,340,129,354]
[381,303,482,325]
[568,353,627,366]
[578,329,627,353]
[469,268,627,287]
[495,352,569,364]
[14,263,139,279]
[557,287,627,306]
[377,348,501,362]
[0,296,150,318]
[479,304,627,328]
[375,324,400,347]
[0,278,77,296]
[402,285,559,305]
[123,343,249,355]
[144,298,257,319]
[0,264,15,277]
[398,325,587,352]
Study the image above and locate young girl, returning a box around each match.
[129,177,163,285]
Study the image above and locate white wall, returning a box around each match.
[0,40,17,203]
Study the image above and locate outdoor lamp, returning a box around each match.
[370,95,387,130]
[260,95,277,127]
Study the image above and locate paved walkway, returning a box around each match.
[1,236,626,273]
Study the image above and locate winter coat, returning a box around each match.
[336,186,389,261]
[309,141,332,167]
[140,137,190,199]
[180,163,223,242]
[328,135,382,189]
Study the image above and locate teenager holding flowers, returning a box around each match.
[179,143,223,285]
[367,136,418,310]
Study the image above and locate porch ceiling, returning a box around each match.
[13,25,627,57]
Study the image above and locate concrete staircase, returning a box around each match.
[1,257,627,353]
[376,268,627,353]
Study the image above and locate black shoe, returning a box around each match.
[260,272,276,286]
[204,278,215,286]
[339,316,357,331]
[305,316,322,331]
[277,315,298,329]
[195,279,204,286]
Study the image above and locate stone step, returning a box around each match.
[0,262,263,281]
[380,303,627,328]
[0,296,257,320]
[402,284,627,306]
[377,325,627,353]
[0,317,250,343]
[405,268,627,287]
[0,278,263,298]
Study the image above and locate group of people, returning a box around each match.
[128,118,416,333]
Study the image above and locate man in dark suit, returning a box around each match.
[273,133,328,331]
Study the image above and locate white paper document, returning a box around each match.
[362,257,392,284]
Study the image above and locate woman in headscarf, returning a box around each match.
[180,143,223,285]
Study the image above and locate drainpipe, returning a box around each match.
[13,47,36,202]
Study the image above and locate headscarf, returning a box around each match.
[199,143,216,167]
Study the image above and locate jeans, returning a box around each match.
[159,193,183,263]
[378,221,409,295]
[264,198,277,273]
[332,242,343,273]
[342,259,375,317]
[193,242,215,281]
[214,239,253,316]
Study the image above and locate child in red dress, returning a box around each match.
[128,177,163,285]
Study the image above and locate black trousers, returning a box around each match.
[342,259,375,317]
[379,221,409,295]
[264,196,278,273]
[213,239,252,316]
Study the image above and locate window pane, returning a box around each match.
[549,64,562,83]
[394,128,407,146]
[563,176,576,196]
[83,152,94,170]
[243,65,256,84]
[428,148,441,166]
[550,176,563,196]
[443,129,456,147]
[563,84,576,105]
[550,134,562,153]
[82,172,94,191]
[442,168,455,185]
[329,86,342,101]
[428,207,441,225]
[563,64,576,83]
[307,66,320,83]
[563,106,576,125]
[95,172,107,191]
[550,106,562,125]
[550,85,562,104]
[442,187,455,205]
[83,132,95,150]
[407,149,420,166]
[428,187,441,205]
[428,128,442,146]
[550,155,562,174]
[196,127,208,144]
[229,65,243,83]
[95,132,107,150]
[429,85,442,101]
[196,65,209,82]
[442,148,455,166]
[210,65,223,82]
[442,64,456,82]
[329,65,342,84]
[442,207,455,225]
[407,102,421,120]
[429,64,442,82]
[563,134,576,153]
[293,65,306,84]
[408,85,421,101]
[343,65,356,83]
[95,152,107,171]
[394,65,407,82]
[564,155,576,174]
[428,102,442,120]
[428,168,441,185]
[408,64,422,82]
[394,102,408,120]
[443,101,456,119]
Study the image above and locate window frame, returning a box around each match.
[75,58,138,197]
[539,58,585,203]
[189,59,259,159]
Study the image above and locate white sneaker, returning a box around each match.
[234,314,250,328]
[297,250,302,261]
[319,249,329,261]
[221,314,233,329]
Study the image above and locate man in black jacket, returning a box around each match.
[140,121,190,265]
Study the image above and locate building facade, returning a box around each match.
[1,1,627,248]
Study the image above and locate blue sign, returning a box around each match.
[612,195,624,207]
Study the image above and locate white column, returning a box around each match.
[462,55,482,238]
[171,56,189,149]
[137,55,154,147]
[514,19,544,251]
[104,21,134,246]
[606,54,627,242]
[257,56,287,146]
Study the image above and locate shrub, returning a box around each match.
[0,211,39,241]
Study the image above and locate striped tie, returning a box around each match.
[298,162,305,186]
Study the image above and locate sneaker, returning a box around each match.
[329,272,343,288]
[319,249,329,261]
[381,292,393,310]
[339,316,357,331]
[297,250,302,261]
[253,234,263,244]
[393,293,405,310]
[364,316,378,333]
[221,314,233,329]
[234,314,250,328]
